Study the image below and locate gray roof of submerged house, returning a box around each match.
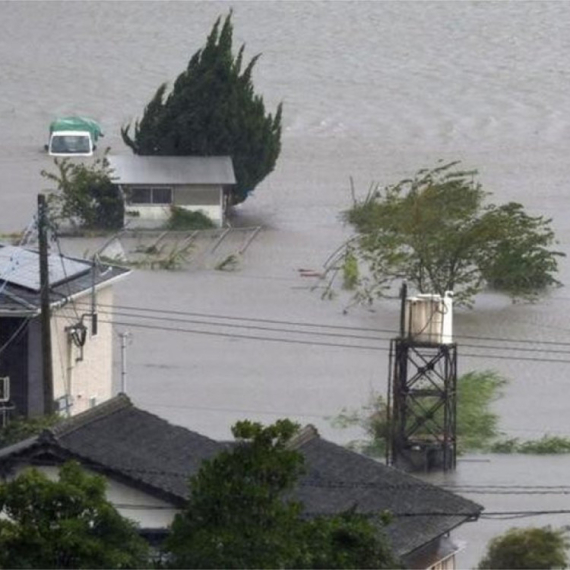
[0,244,130,316]
[289,426,483,558]
[108,155,236,186]
[0,394,223,503]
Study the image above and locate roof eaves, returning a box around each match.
[400,513,481,558]
[0,434,41,460]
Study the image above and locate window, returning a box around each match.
[128,187,173,205]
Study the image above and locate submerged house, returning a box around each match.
[0,395,482,568]
[0,244,130,419]
[108,155,236,228]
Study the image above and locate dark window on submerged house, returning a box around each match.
[128,187,173,205]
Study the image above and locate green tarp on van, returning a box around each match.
[49,117,103,141]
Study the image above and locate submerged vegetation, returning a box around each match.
[325,162,564,308]
[331,370,570,456]
[491,435,570,454]
[165,207,216,231]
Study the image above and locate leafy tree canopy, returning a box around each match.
[0,461,149,569]
[165,419,398,569]
[335,162,563,307]
[121,12,282,206]
[41,154,123,231]
[478,526,569,569]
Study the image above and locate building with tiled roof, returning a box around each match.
[0,244,130,418]
[0,395,482,568]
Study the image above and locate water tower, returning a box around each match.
[387,285,457,472]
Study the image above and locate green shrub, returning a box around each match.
[42,154,124,231]
[492,435,570,454]
[165,207,215,230]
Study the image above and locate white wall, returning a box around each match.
[124,184,224,227]
[51,286,114,416]
[5,464,180,530]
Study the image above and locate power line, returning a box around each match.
[47,309,570,364]
[90,316,570,364]
[74,299,570,349]
[81,306,570,359]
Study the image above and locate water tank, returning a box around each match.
[405,291,453,344]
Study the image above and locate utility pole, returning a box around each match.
[38,194,54,415]
[119,332,131,394]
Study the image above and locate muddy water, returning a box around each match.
[2,1,570,566]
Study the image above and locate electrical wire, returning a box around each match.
[73,299,570,349]
[49,312,570,365]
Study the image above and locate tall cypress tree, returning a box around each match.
[122,12,282,205]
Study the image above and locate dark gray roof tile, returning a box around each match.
[294,436,482,556]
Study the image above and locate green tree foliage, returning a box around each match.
[121,12,282,206]
[165,419,398,569]
[41,154,123,231]
[300,511,398,570]
[331,370,506,457]
[478,526,569,569]
[455,370,506,452]
[0,413,60,448]
[341,162,563,307]
[0,461,149,569]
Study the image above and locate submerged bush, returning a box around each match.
[165,206,216,230]
[492,435,570,454]
[330,370,506,457]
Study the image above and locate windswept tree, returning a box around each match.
[332,162,563,307]
[165,419,397,569]
[122,12,282,206]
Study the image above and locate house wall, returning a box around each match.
[51,286,114,416]
[6,464,180,530]
[0,317,38,417]
[123,184,223,228]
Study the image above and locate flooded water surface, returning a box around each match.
[2,1,570,566]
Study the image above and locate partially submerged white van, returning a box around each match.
[45,117,103,157]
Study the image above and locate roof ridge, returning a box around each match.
[50,393,133,438]
[287,424,320,450]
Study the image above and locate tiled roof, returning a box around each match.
[291,428,482,557]
[0,244,130,315]
[0,405,482,558]
[0,394,222,502]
